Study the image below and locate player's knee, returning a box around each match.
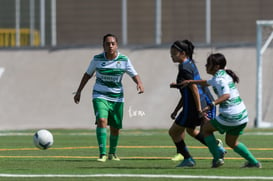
[225,139,237,149]
[110,127,120,136]
[97,118,107,127]
[186,128,196,137]
[226,142,235,148]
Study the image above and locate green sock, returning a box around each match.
[109,134,119,154]
[204,134,220,160]
[233,142,258,164]
[96,127,107,155]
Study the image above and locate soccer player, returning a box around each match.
[169,40,226,167]
[74,34,144,162]
[181,53,261,168]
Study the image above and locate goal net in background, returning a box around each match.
[255,20,273,128]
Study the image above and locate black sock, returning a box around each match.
[195,133,207,146]
[175,140,191,159]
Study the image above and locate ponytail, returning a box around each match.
[182,40,194,60]
[207,53,240,84]
[226,69,239,83]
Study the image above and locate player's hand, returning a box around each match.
[199,110,210,123]
[137,83,144,94]
[202,106,210,112]
[170,82,178,88]
[202,112,210,122]
[73,92,81,104]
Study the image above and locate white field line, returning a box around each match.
[1,131,273,136]
[0,174,273,180]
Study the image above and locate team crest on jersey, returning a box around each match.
[116,61,121,68]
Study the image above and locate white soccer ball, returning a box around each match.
[33,129,54,150]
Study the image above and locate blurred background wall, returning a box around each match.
[1,0,273,47]
[0,0,273,130]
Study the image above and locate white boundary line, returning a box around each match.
[1,174,273,180]
[2,131,273,136]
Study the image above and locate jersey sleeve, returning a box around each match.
[207,76,230,96]
[219,77,231,95]
[125,59,138,77]
[86,58,96,75]
[207,78,213,86]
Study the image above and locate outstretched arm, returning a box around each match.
[183,79,209,86]
[132,75,144,94]
[170,79,209,88]
[74,72,93,104]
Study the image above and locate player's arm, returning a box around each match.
[183,79,209,86]
[132,75,144,94]
[214,94,230,105]
[126,59,144,94]
[74,72,93,104]
[170,79,208,89]
[188,83,202,113]
[204,93,230,112]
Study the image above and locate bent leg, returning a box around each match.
[169,123,191,159]
[187,128,207,146]
[226,134,259,165]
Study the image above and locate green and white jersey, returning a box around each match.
[86,52,138,102]
[207,69,248,126]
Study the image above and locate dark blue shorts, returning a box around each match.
[175,106,216,129]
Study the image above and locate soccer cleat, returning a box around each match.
[97,155,107,162]
[108,153,120,161]
[216,138,223,146]
[176,157,196,168]
[216,138,224,148]
[171,153,184,161]
[216,139,227,159]
[211,158,224,168]
[241,162,262,168]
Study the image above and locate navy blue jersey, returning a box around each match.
[175,59,215,128]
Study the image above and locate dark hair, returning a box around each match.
[207,53,239,83]
[103,33,118,44]
[171,40,195,62]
